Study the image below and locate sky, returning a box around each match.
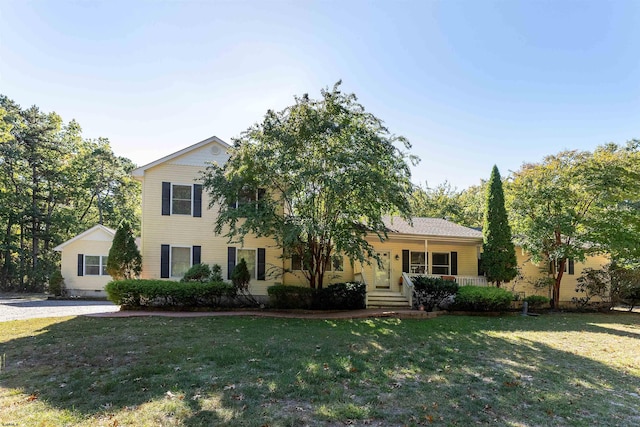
[1,0,639,190]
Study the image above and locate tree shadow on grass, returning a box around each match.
[0,313,638,426]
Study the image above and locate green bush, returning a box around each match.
[313,282,366,310]
[267,285,314,309]
[48,270,65,296]
[106,279,235,308]
[523,295,550,309]
[181,264,212,283]
[451,285,513,312]
[411,276,458,311]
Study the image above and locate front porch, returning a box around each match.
[365,273,488,309]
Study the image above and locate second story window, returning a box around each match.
[172,184,192,215]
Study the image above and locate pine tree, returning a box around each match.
[482,165,518,287]
[107,220,142,280]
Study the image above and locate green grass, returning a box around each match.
[1,313,639,426]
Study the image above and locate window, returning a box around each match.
[432,253,450,275]
[171,247,191,278]
[230,188,265,209]
[237,249,257,279]
[327,256,344,272]
[410,251,426,274]
[291,254,303,271]
[172,184,192,215]
[85,255,108,276]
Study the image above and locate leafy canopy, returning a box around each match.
[202,82,418,289]
[482,165,518,286]
[508,141,640,306]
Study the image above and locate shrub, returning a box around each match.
[411,276,458,311]
[267,285,314,309]
[210,264,224,282]
[231,259,259,306]
[451,285,513,312]
[313,282,366,310]
[181,263,212,283]
[48,270,65,296]
[523,295,550,310]
[106,279,235,308]
[573,268,611,309]
[106,220,142,280]
[610,265,640,311]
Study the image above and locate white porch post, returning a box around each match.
[424,239,429,275]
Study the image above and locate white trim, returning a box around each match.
[53,225,115,251]
[431,252,451,275]
[236,247,257,280]
[132,136,230,177]
[170,245,192,278]
[170,183,194,216]
[409,250,427,274]
[84,254,109,276]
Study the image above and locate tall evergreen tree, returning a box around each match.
[482,165,518,287]
[106,220,141,280]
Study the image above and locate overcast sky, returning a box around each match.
[1,0,638,189]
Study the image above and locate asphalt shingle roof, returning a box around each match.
[383,216,483,239]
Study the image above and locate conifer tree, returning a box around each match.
[482,165,518,287]
[107,220,142,280]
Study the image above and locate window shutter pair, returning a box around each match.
[227,247,266,280]
[160,245,201,278]
[161,182,202,217]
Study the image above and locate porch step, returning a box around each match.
[367,291,410,309]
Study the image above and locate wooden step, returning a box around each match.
[367,291,410,309]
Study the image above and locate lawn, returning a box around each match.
[0,312,638,426]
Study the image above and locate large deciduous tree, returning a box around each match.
[202,82,418,289]
[508,142,640,308]
[481,165,518,287]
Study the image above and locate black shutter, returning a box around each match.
[77,254,84,276]
[161,244,170,278]
[192,246,201,266]
[402,250,410,273]
[162,182,171,216]
[193,184,202,217]
[568,258,574,275]
[451,251,458,275]
[227,247,236,279]
[257,248,266,280]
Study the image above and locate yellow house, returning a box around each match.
[53,224,116,297]
[131,136,282,297]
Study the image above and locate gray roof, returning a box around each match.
[383,216,483,239]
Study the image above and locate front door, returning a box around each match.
[374,251,391,289]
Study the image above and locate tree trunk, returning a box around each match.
[551,259,566,309]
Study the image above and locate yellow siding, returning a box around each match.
[138,157,282,295]
[509,247,610,303]
[359,237,481,292]
[60,238,113,296]
[282,255,355,288]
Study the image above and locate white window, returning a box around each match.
[85,255,108,276]
[171,246,191,278]
[327,256,344,272]
[432,253,450,275]
[291,254,304,271]
[410,251,426,274]
[237,249,256,280]
[172,184,192,215]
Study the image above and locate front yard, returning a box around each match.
[1,312,638,426]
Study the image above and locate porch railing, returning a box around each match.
[407,273,488,287]
[401,272,415,308]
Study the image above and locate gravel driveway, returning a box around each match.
[0,296,120,322]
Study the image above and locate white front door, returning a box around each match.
[374,251,391,289]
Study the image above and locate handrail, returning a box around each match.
[401,272,414,309]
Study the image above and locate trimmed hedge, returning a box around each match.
[411,276,458,311]
[313,282,366,310]
[267,285,314,309]
[268,282,366,310]
[451,285,513,312]
[106,279,235,308]
[523,295,550,309]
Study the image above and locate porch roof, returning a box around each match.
[383,216,482,240]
